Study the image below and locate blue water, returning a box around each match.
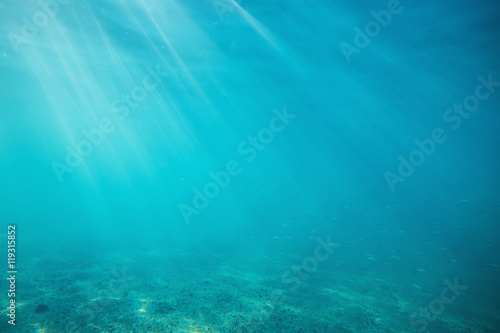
[1,0,499,332]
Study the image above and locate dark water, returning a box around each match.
[1,0,499,332]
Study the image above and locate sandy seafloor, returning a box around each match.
[2,241,498,333]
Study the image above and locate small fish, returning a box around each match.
[416,269,426,273]
[485,263,499,268]
[412,284,423,290]
[391,256,401,260]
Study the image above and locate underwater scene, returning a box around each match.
[1,0,499,332]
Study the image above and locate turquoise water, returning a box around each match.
[1,0,499,332]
